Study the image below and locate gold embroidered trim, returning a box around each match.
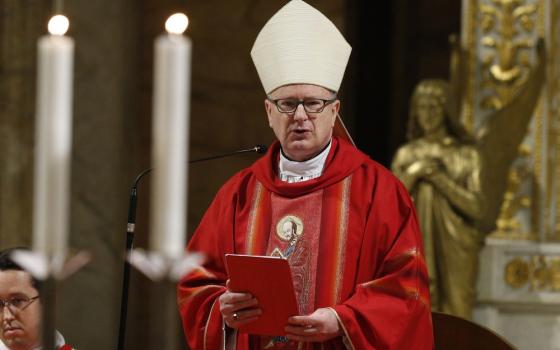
[334,176,352,303]
[204,297,220,350]
[245,182,263,254]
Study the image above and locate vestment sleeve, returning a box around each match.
[332,179,433,350]
[177,184,236,350]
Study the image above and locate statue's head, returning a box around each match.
[407,79,471,142]
[408,80,450,140]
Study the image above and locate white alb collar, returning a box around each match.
[279,141,331,183]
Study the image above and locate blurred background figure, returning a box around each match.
[0,248,73,350]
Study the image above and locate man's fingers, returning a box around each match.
[219,291,255,311]
[285,325,317,335]
[224,291,254,304]
[220,297,259,314]
[231,307,262,321]
[287,315,312,326]
[224,308,262,328]
[235,297,259,310]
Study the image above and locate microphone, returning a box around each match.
[126,144,268,194]
[190,144,267,163]
[117,144,267,350]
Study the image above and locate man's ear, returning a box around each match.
[331,100,340,127]
[264,99,274,127]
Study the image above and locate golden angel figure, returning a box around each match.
[392,80,485,317]
[392,40,545,318]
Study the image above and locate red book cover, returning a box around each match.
[225,254,299,336]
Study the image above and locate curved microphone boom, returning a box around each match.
[117,144,267,350]
[190,144,267,163]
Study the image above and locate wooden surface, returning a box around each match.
[433,311,516,350]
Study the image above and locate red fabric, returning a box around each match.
[178,138,434,349]
[58,345,73,350]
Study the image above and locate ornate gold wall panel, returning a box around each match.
[465,0,558,241]
[505,255,560,291]
[462,0,479,131]
[479,0,538,110]
[533,96,544,239]
[553,0,560,241]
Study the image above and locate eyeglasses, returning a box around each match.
[0,295,39,314]
[267,97,337,114]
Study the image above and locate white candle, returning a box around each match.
[33,15,74,260]
[150,13,192,259]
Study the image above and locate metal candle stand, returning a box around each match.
[128,250,203,350]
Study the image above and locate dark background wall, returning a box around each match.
[0,0,460,349]
[345,0,462,166]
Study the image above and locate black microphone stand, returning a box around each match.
[117,169,150,350]
[117,145,266,350]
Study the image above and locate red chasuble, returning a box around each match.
[178,138,433,350]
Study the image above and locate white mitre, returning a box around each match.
[251,0,352,94]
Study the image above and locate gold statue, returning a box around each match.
[392,40,545,318]
[392,80,485,318]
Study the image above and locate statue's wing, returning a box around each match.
[476,39,546,232]
[449,34,467,119]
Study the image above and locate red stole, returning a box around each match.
[242,176,352,350]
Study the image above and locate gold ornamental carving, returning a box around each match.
[479,0,538,109]
[529,255,550,290]
[478,0,542,240]
[505,255,560,291]
[493,144,534,237]
[505,257,529,288]
[478,1,540,113]
[553,0,560,241]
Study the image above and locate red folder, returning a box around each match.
[225,254,299,336]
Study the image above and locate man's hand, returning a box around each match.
[219,280,262,328]
[285,308,343,342]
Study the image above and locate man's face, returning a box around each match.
[0,270,41,350]
[265,84,339,161]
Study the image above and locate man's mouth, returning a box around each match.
[291,128,311,135]
[289,130,311,141]
[3,326,23,337]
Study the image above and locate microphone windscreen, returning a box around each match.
[255,144,268,154]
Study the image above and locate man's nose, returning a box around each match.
[1,306,15,320]
[1,305,15,319]
[292,104,308,121]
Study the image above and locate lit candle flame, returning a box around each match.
[48,15,70,36]
[165,13,189,35]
